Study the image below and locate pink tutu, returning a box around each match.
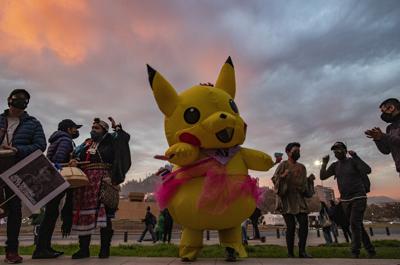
[155,158,263,215]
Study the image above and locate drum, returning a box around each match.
[0,149,16,218]
[0,149,15,157]
[0,149,16,174]
[60,166,89,188]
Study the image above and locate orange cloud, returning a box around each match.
[0,0,94,64]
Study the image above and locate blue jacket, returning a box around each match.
[0,110,46,160]
[47,130,74,163]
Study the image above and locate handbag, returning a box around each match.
[321,209,332,228]
[96,146,120,210]
[99,180,119,210]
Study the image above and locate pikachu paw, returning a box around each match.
[165,143,200,166]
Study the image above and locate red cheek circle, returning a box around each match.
[179,133,201,146]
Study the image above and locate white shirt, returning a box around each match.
[1,117,20,148]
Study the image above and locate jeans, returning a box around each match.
[36,192,65,250]
[241,226,248,243]
[139,224,156,241]
[163,223,173,243]
[342,198,375,255]
[5,186,22,252]
[251,221,260,239]
[283,213,309,255]
[322,226,333,244]
[341,225,352,243]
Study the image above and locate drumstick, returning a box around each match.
[59,161,91,166]
[0,194,17,208]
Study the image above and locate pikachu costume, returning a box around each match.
[147,57,274,261]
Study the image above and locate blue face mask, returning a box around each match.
[90,130,103,142]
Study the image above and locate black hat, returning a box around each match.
[58,119,82,131]
[285,142,300,153]
[9,89,30,99]
[331,141,347,151]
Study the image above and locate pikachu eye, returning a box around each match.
[229,99,239,114]
[184,107,200,124]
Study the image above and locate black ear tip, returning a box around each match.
[225,56,233,67]
[147,64,156,86]
[147,64,156,75]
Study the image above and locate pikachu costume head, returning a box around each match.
[147,57,246,151]
[147,57,274,262]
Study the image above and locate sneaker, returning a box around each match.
[367,250,376,258]
[32,248,59,259]
[4,252,23,264]
[299,252,313,258]
[71,249,90,259]
[225,247,237,262]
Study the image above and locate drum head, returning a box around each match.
[0,149,15,158]
[61,167,89,188]
[68,177,89,188]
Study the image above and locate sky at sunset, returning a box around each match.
[0,0,399,199]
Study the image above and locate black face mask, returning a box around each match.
[90,130,103,142]
[291,151,300,161]
[9,98,29,110]
[71,131,80,139]
[381,112,396,123]
[334,151,346,160]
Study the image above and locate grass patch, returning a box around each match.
[1,240,399,259]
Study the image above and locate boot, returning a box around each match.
[299,252,313,258]
[99,228,113,259]
[225,247,237,262]
[72,235,91,259]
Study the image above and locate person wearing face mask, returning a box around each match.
[272,142,312,258]
[32,119,82,259]
[365,98,400,178]
[67,117,131,259]
[320,142,375,259]
[0,89,46,264]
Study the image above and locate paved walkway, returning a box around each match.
[3,232,399,247]
[11,256,400,265]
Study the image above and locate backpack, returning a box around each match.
[350,159,371,193]
[337,159,371,193]
[361,172,371,193]
[151,214,157,226]
[334,159,371,193]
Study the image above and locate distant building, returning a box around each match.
[315,185,335,203]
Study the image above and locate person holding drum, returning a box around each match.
[67,117,131,259]
[32,119,82,259]
[0,89,46,264]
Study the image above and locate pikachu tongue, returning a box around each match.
[179,132,202,146]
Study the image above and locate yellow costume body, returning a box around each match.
[147,57,274,260]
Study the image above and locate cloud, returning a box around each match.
[0,0,399,198]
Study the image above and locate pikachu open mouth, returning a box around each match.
[216,127,235,143]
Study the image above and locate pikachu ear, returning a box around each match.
[147,65,179,117]
[215,56,236,98]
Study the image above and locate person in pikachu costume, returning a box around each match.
[147,57,275,262]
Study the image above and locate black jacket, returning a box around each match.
[74,128,131,185]
[320,155,371,200]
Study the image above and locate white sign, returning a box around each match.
[0,150,70,212]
